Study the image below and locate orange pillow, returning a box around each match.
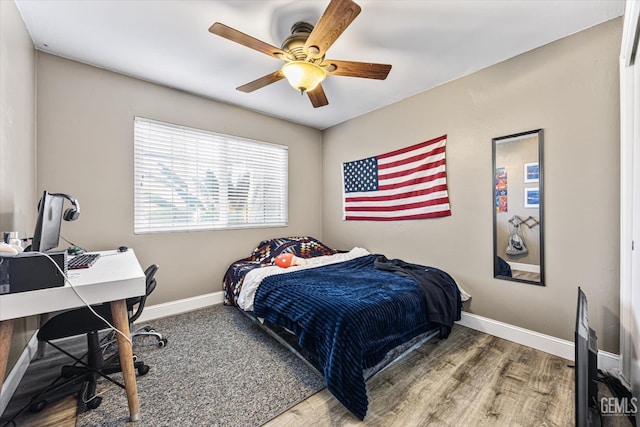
[275,253,306,268]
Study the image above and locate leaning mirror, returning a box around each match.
[492,129,544,285]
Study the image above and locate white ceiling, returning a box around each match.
[15,0,624,130]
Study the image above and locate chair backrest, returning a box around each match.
[127,264,159,324]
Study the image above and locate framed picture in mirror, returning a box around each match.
[524,162,539,183]
[524,187,539,208]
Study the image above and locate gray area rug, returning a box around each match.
[76,305,325,426]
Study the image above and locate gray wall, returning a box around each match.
[35,52,324,307]
[0,0,38,376]
[322,19,622,353]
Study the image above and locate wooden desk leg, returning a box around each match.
[110,300,140,422]
[0,319,15,394]
[36,313,51,359]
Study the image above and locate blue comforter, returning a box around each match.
[253,254,461,419]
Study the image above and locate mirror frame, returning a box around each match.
[492,129,545,286]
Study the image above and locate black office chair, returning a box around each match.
[28,264,164,412]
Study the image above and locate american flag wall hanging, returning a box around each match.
[342,135,451,221]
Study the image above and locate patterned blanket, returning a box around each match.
[222,236,337,305]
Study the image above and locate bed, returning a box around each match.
[223,236,465,420]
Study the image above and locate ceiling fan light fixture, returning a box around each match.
[281,61,326,94]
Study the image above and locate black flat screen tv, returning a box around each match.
[575,287,601,427]
[31,191,64,253]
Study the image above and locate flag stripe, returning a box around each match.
[381,164,445,187]
[345,193,449,211]
[346,177,447,200]
[345,197,451,212]
[379,146,446,171]
[345,204,451,220]
[378,141,446,173]
[348,202,450,217]
[345,185,449,203]
[379,157,446,180]
[379,171,447,191]
[342,135,451,221]
[376,134,447,160]
[345,212,451,221]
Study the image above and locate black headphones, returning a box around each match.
[44,192,81,221]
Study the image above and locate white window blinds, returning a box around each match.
[134,117,288,233]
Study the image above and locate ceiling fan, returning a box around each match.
[209,0,392,108]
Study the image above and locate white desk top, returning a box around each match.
[0,249,145,321]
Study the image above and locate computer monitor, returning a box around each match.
[31,191,64,252]
[575,287,600,427]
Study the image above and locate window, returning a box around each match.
[134,117,288,233]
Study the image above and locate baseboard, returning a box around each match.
[457,311,620,373]
[0,332,38,417]
[506,262,540,273]
[135,291,223,323]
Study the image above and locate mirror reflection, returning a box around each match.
[492,129,544,285]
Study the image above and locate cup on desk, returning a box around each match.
[3,231,23,250]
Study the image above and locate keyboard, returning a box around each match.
[68,253,101,270]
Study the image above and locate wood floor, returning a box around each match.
[0,335,84,426]
[266,326,630,427]
[9,396,76,427]
[2,325,633,426]
[511,270,540,282]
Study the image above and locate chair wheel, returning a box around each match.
[158,338,168,347]
[137,364,150,376]
[29,399,47,413]
[86,396,102,410]
[132,354,138,362]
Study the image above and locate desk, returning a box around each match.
[0,249,145,421]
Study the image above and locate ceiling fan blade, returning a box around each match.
[304,0,361,59]
[307,84,329,108]
[236,70,284,93]
[209,23,287,60]
[324,60,392,80]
